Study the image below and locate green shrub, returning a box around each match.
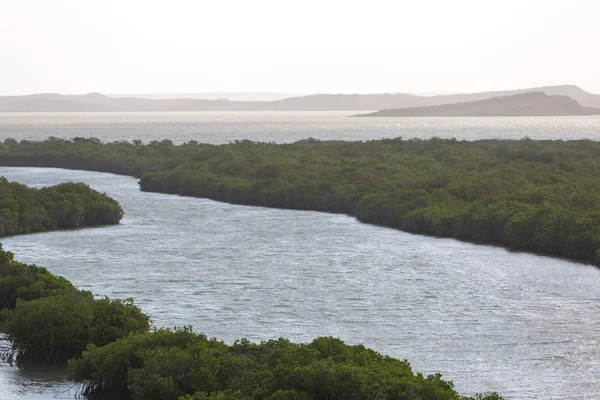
[1,290,149,365]
[70,330,503,400]
[0,243,75,311]
[0,177,123,237]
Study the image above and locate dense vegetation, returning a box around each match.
[0,176,123,236]
[70,328,502,400]
[0,243,74,311]
[0,244,150,365]
[1,137,600,264]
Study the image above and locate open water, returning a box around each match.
[1,112,600,144]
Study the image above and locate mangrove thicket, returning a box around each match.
[1,137,599,264]
[0,176,124,236]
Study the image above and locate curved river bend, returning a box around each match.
[1,167,600,400]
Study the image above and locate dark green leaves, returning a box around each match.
[70,331,502,400]
[0,178,124,237]
[2,137,598,264]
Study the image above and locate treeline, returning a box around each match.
[1,137,599,264]
[0,246,502,400]
[0,176,124,236]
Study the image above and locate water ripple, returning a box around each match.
[0,167,599,400]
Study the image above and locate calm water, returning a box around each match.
[1,112,600,144]
[0,167,599,400]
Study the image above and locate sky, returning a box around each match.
[1,0,599,96]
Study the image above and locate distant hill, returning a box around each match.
[0,93,264,112]
[356,92,600,117]
[263,93,429,111]
[1,85,599,112]
[273,85,600,111]
[109,92,301,101]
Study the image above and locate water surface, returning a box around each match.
[0,167,599,400]
[1,112,600,144]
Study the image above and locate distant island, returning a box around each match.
[1,84,599,112]
[355,92,600,117]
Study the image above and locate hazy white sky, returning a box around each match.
[1,0,599,95]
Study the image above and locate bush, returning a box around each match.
[70,329,503,400]
[1,290,149,365]
[0,177,123,237]
[0,243,75,311]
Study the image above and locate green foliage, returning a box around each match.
[0,243,75,311]
[1,290,149,365]
[0,177,123,237]
[1,137,599,264]
[70,329,502,400]
[1,290,96,364]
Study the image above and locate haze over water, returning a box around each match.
[1,112,600,144]
[1,167,600,400]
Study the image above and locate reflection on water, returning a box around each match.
[0,167,599,400]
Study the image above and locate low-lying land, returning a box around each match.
[1,137,599,265]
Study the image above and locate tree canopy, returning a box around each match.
[0,176,123,236]
[70,327,502,400]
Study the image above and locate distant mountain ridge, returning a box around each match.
[109,92,299,101]
[1,85,599,112]
[355,92,600,117]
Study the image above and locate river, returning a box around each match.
[0,167,599,399]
